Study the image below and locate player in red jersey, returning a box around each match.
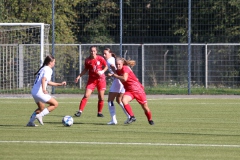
[111,57,154,125]
[74,46,108,117]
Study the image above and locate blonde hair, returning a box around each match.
[116,57,136,68]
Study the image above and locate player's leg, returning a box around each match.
[135,92,154,125]
[27,94,49,126]
[97,89,105,117]
[35,98,58,125]
[116,93,130,124]
[26,102,43,127]
[35,92,53,125]
[75,79,95,117]
[121,93,136,124]
[75,88,93,117]
[96,79,106,117]
[140,103,154,125]
[107,92,118,125]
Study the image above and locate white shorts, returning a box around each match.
[31,90,52,103]
[109,78,125,93]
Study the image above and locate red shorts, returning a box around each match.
[86,77,106,92]
[124,91,147,105]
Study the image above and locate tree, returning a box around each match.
[74,0,119,43]
[1,0,82,43]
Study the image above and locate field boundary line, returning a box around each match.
[0,141,239,148]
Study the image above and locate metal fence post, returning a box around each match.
[142,44,145,86]
[79,44,82,89]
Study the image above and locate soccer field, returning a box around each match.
[0,95,239,160]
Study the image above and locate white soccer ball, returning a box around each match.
[62,115,74,127]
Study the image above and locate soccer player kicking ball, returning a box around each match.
[26,55,66,127]
[111,57,154,125]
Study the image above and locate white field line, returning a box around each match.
[1,100,240,105]
[0,141,239,148]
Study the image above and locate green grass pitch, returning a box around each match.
[0,95,239,160]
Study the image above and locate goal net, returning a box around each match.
[0,23,50,97]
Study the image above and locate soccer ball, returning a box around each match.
[62,115,74,127]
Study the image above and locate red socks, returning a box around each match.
[79,98,104,113]
[79,97,88,111]
[124,104,134,116]
[98,100,104,113]
[145,111,152,121]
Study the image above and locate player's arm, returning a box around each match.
[112,72,128,82]
[97,58,108,75]
[41,77,48,94]
[110,64,116,73]
[75,67,88,83]
[107,64,116,77]
[48,81,66,86]
[102,65,108,73]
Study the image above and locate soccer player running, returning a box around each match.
[74,46,108,118]
[111,57,154,125]
[27,55,67,127]
[103,48,130,125]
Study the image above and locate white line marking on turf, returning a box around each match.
[0,141,239,148]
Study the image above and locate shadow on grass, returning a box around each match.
[44,121,106,126]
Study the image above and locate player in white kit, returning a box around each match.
[26,55,66,127]
[103,48,130,124]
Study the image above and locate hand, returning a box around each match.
[61,81,67,86]
[108,73,114,77]
[98,70,104,75]
[43,90,48,94]
[75,76,80,83]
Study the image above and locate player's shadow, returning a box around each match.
[0,124,22,127]
[45,121,106,126]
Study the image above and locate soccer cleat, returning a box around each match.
[148,120,154,125]
[97,113,104,117]
[35,114,44,125]
[26,122,38,127]
[75,111,82,117]
[125,116,136,124]
[124,118,130,124]
[107,121,117,125]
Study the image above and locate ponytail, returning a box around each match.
[116,57,136,68]
[34,55,55,76]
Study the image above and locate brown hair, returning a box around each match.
[103,48,117,59]
[89,45,97,51]
[34,55,55,76]
[116,57,136,68]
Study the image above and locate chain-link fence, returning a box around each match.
[51,43,240,90]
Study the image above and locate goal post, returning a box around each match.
[0,23,50,96]
[0,23,46,65]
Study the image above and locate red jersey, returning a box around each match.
[85,55,107,79]
[116,65,144,93]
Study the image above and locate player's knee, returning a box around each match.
[116,99,121,104]
[54,101,59,108]
[122,99,128,105]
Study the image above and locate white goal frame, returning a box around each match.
[0,23,50,95]
[0,23,45,65]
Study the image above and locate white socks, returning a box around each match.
[29,108,50,123]
[38,108,50,117]
[108,101,117,123]
[119,102,130,119]
[108,101,131,123]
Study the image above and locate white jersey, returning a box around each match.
[31,66,52,95]
[107,57,116,74]
[107,57,125,93]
